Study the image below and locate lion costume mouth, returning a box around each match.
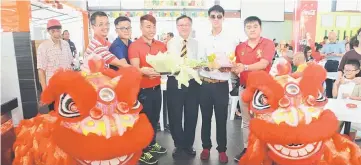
[62,114,138,139]
[77,154,134,165]
[53,114,153,161]
[267,141,322,159]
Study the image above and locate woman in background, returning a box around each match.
[312,43,324,62]
[345,42,351,52]
[303,46,313,62]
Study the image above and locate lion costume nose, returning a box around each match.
[90,108,104,119]
[274,95,312,126]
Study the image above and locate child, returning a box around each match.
[332,59,361,141]
[290,52,308,78]
[293,52,308,72]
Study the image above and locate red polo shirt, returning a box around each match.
[128,37,167,88]
[235,37,275,85]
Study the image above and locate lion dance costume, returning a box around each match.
[240,63,361,165]
[13,57,154,165]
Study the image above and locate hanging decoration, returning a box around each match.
[111,11,208,18]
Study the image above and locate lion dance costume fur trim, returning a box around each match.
[240,63,361,165]
[13,57,154,165]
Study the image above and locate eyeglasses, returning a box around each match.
[210,14,223,20]
[177,24,191,27]
[116,27,132,31]
[95,22,110,27]
[344,69,358,72]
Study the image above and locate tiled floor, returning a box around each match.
[149,117,361,165]
[150,118,244,165]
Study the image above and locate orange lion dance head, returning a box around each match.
[13,57,153,165]
[240,63,361,165]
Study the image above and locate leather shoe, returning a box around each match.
[183,147,196,156]
[172,148,183,157]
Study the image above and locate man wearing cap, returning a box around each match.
[82,11,130,69]
[37,19,73,111]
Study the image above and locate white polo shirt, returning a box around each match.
[198,30,238,80]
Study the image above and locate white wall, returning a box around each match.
[262,21,293,42]
[62,19,85,54]
[30,19,84,54]
[1,32,24,126]
[108,17,292,43]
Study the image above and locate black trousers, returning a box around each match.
[167,77,200,149]
[325,78,334,98]
[200,81,229,152]
[138,85,162,150]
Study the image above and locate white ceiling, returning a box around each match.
[31,1,82,26]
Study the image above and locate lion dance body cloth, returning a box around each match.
[13,58,154,165]
[240,64,361,165]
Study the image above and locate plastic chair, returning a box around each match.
[229,95,239,120]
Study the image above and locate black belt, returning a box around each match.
[142,85,160,90]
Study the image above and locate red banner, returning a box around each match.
[293,0,318,52]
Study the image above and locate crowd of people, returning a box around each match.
[268,28,361,142]
[36,4,361,165]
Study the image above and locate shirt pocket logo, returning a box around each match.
[257,49,263,58]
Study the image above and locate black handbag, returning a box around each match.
[324,60,339,72]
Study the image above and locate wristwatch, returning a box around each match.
[244,65,249,71]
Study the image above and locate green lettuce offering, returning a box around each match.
[146,52,205,88]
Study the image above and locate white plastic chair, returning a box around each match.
[229,95,239,120]
[228,80,240,120]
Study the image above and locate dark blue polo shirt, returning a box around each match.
[109,37,132,62]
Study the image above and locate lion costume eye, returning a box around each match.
[132,100,141,110]
[316,91,326,102]
[58,93,80,118]
[252,90,271,110]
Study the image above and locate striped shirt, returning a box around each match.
[37,39,73,84]
[83,35,115,66]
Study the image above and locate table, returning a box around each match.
[324,99,361,135]
[1,97,18,164]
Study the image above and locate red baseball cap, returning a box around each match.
[47,19,62,29]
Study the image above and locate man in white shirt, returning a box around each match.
[166,15,200,158]
[198,5,238,163]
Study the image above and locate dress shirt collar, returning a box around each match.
[209,28,225,37]
[179,35,192,41]
[49,38,62,46]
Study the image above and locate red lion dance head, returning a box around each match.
[240,63,361,165]
[13,58,153,165]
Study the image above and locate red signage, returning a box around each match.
[293,0,318,52]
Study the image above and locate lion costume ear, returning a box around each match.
[114,67,142,106]
[41,69,97,114]
[242,71,284,109]
[299,64,326,97]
